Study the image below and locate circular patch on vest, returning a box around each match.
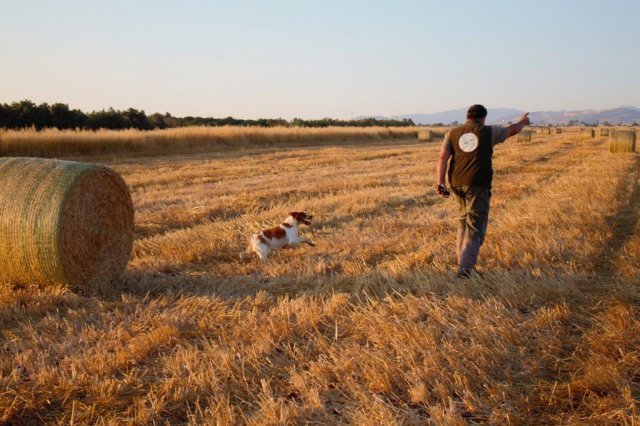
[459,133,479,152]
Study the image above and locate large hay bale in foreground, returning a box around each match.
[609,130,636,153]
[517,130,532,142]
[0,158,134,291]
[579,128,595,139]
[418,130,433,141]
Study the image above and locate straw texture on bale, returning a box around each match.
[579,128,595,139]
[600,128,610,137]
[517,131,532,142]
[609,130,636,153]
[0,157,134,291]
[418,130,433,141]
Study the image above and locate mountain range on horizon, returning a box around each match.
[357,106,640,125]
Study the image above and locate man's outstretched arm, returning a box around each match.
[506,113,531,138]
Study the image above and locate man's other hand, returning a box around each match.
[434,184,450,198]
[519,112,530,126]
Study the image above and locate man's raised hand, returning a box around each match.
[520,112,530,126]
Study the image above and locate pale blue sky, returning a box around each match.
[1,0,639,119]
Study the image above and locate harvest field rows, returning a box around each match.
[1,129,639,424]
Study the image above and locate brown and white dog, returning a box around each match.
[240,212,316,261]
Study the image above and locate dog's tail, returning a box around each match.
[239,234,259,260]
[239,246,252,260]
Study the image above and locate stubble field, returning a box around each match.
[1,128,639,424]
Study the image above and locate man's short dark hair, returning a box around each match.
[467,104,488,120]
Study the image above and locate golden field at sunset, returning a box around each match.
[0,127,639,424]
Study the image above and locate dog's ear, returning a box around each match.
[289,211,301,219]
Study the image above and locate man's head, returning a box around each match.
[467,104,487,123]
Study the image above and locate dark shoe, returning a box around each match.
[456,268,484,279]
[456,268,472,278]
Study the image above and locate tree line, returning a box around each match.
[0,100,415,130]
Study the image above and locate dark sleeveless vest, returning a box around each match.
[448,120,493,188]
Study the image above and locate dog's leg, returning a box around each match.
[256,244,270,261]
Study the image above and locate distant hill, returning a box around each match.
[496,107,640,125]
[358,106,640,125]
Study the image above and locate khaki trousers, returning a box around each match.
[452,186,491,272]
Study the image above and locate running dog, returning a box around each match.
[240,212,315,261]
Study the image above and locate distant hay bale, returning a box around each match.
[600,128,610,137]
[554,128,563,134]
[418,130,433,141]
[0,158,134,292]
[517,131,532,142]
[538,128,551,135]
[579,128,595,139]
[609,130,636,153]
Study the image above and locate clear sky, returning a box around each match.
[1,0,639,119]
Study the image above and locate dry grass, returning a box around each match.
[1,129,639,424]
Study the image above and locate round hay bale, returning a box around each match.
[418,130,433,142]
[538,127,551,135]
[599,128,610,137]
[432,130,445,139]
[0,157,134,291]
[609,130,636,153]
[517,130,532,142]
[579,128,595,139]
[554,127,563,134]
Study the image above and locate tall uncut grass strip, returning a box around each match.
[0,126,420,158]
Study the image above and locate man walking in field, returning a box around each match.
[435,104,530,277]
